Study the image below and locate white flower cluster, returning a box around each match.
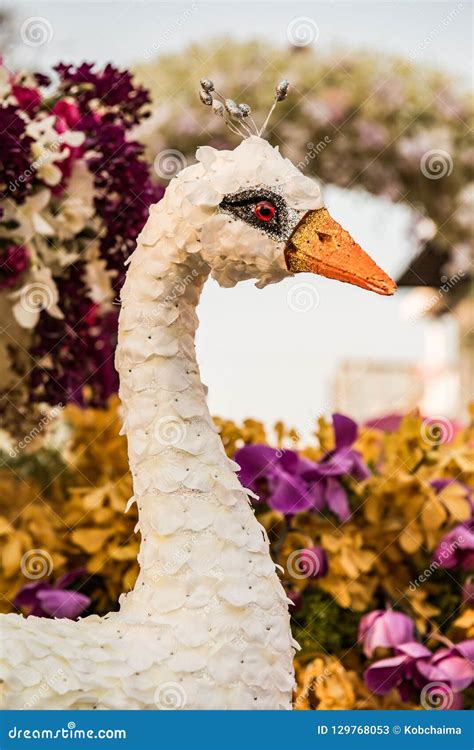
[0,72,115,336]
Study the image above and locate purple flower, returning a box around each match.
[291,546,328,579]
[14,568,90,620]
[236,444,315,514]
[31,266,119,408]
[365,639,474,705]
[318,414,370,479]
[358,609,415,657]
[301,414,370,521]
[364,414,403,432]
[235,414,369,521]
[0,245,29,290]
[0,104,35,203]
[417,641,474,693]
[364,641,432,697]
[433,521,474,570]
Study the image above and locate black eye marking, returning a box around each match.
[219,188,288,238]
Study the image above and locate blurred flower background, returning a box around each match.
[0,0,472,711]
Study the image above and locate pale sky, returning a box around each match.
[3,1,472,430]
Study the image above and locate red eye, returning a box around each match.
[254,201,276,222]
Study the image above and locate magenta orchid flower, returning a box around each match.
[235,413,369,521]
[364,641,433,698]
[364,638,474,706]
[14,568,90,620]
[302,414,370,521]
[358,609,415,657]
[416,641,474,693]
[235,444,315,514]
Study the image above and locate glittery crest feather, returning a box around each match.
[198,78,290,139]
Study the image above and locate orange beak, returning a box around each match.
[285,208,396,296]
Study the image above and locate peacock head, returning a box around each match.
[169,135,396,294]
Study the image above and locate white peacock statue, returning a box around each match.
[0,80,395,710]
